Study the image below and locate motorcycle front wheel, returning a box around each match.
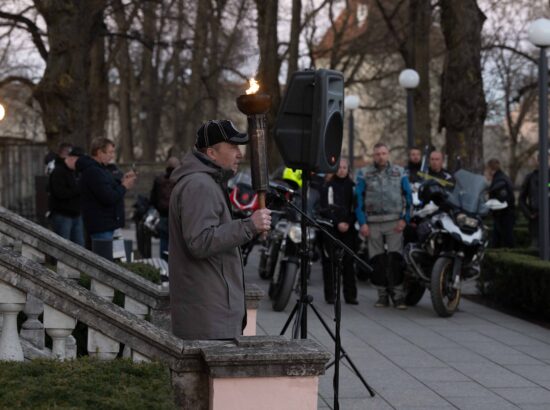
[271,260,299,312]
[430,256,461,317]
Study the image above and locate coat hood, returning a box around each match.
[171,150,234,185]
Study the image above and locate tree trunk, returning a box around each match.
[286,0,301,85]
[33,0,108,151]
[255,0,282,170]
[139,0,160,161]
[88,13,108,143]
[439,0,487,172]
[112,0,135,162]
[181,0,210,150]
[409,0,431,147]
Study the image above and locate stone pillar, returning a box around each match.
[88,279,119,360]
[201,336,330,410]
[0,280,27,361]
[244,284,264,336]
[21,244,46,264]
[44,304,77,360]
[122,296,150,361]
[20,294,45,349]
[56,261,80,358]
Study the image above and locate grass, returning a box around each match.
[0,358,176,409]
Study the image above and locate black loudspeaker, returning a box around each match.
[274,69,344,173]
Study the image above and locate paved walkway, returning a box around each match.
[244,249,550,410]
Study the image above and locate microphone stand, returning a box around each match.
[270,184,376,409]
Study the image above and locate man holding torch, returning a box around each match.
[168,119,271,340]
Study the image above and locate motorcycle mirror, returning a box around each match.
[485,199,507,210]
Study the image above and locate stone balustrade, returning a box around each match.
[0,207,264,340]
[0,247,329,409]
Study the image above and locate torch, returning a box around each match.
[236,78,272,209]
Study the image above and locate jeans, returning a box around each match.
[158,216,169,261]
[90,231,115,241]
[50,213,85,246]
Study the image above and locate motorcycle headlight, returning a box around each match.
[455,213,479,229]
[288,224,302,243]
[288,224,315,243]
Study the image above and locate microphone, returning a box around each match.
[268,181,295,195]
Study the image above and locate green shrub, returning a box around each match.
[480,249,550,320]
[0,358,176,409]
[119,262,161,284]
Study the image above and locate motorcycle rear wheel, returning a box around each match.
[271,261,299,312]
[430,256,461,317]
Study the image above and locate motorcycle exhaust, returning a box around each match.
[404,244,431,282]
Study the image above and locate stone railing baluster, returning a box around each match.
[88,279,120,360]
[20,294,45,349]
[0,280,27,361]
[43,304,76,360]
[122,296,150,362]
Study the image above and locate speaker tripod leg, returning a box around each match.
[280,300,300,336]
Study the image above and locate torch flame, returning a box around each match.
[245,78,260,95]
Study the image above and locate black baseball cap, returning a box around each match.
[68,146,85,157]
[195,120,249,149]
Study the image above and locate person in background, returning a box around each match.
[486,159,516,248]
[519,156,550,248]
[48,147,85,246]
[150,156,181,260]
[355,142,412,309]
[427,151,454,188]
[77,137,137,245]
[320,158,358,305]
[45,142,72,175]
[405,146,423,184]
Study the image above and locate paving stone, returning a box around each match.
[425,381,494,397]
[446,395,520,409]
[409,366,470,383]
[451,362,537,388]
[492,387,550,405]
[504,364,550,382]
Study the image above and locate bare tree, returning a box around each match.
[439,0,487,172]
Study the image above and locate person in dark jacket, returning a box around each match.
[427,151,454,189]
[76,137,136,244]
[150,156,181,260]
[486,159,516,248]
[320,158,358,304]
[405,146,423,184]
[169,119,271,340]
[519,162,550,248]
[48,146,86,246]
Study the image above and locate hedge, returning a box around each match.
[0,358,176,409]
[480,249,550,320]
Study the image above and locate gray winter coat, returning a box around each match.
[168,150,258,340]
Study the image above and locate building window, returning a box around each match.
[357,4,368,25]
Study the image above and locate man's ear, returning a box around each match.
[205,146,216,160]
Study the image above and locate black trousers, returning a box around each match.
[491,210,515,248]
[321,228,357,302]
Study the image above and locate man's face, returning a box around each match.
[373,146,389,168]
[409,149,421,164]
[336,159,349,178]
[429,152,443,172]
[207,142,243,174]
[96,144,116,165]
[59,147,71,159]
[65,156,79,170]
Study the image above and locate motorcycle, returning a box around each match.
[403,169,507,317]
[266,190,318,312]
[228,170,260,265]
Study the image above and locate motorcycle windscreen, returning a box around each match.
[447,169,489,214]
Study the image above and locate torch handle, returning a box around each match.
[258,192,266,209]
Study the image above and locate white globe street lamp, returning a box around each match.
[344,94,360,168]
[0,103,5,122]
[398,69,419,148]
[528,18,550,261]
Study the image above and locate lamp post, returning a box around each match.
[398,69,420,149]
[0,103,5,122]
[528,18,550,261]
[344,95,360,169]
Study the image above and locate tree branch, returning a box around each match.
[0,75,36,90]
[0,10,48,61]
